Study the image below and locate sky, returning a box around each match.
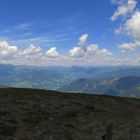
[0,0,140,66]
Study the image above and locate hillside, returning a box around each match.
[59,78,99,93]
[59,76,140,97]
[0,88,140,140]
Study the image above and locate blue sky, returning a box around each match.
[0,0,140,66]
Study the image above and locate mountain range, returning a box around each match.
[59,76,140,97]
[0,64,140,97]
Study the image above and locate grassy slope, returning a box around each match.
[0,88,140,140]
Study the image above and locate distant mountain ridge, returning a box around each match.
[0,64,140,97]
[59,76,140,98]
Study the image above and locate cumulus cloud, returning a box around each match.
[69,34,112,57]
[97,49,112,55]
[69,47,84,57]
[111,0,140,53]
[46,47,58,57]
[119,42,136,52]
[0,35,112,66]
[0,41,18,58]
[124,10,140,39]
[69,33,89,57]
[87,44,112,56]
[117,10,140,52]
[119,40,140,52]
[78,33,88,45]
[111,0,137,21]
[22,44,42,58]
[86,44,99,54]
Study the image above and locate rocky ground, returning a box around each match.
[0,88,140,140]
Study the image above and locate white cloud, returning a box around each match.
[97,48,112,55]
[0,35,111,66]
[78,33,88,45]
[69,34,89,57]
[114,10,140,52]
[119,40,140,52]
[87,44,99,53]
[0,41,18,58]
[135,40,140,46]
[69,34,112,57]
[69,47,84,57]
[46,47,58,57]
[111,0,140,53]
[87,44,112,56]
[111,0,137,21]
[119,42,136,51]
[124,10,140,39]
[22,44,42,58]
[114,10,140,38]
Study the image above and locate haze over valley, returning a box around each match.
[0,64,140,98]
